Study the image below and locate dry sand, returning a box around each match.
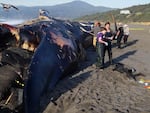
[39,24,150,113]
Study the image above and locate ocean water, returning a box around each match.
[0,19,25,25]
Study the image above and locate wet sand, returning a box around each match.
[40,24,150,113]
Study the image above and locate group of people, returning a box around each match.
[92,21,129,70]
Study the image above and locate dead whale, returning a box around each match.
[23,18,93,113]
[0,16,93,113]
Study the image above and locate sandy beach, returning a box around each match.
[0,23,150,113]
[40,24,150,113]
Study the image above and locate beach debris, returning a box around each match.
[5,92,14,105]
[112,63,137,80]
[144,85,150,89]
[138,78,150,89]
[138,78,150,84]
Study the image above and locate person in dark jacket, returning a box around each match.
[104,22,114,65]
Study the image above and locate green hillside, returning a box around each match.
[75,4,150,22]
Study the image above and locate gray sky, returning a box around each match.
[0,0,149,8]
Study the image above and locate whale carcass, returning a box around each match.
[23,18,93,113]
[0,17,93,113]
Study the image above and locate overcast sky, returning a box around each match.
[0,0,149,8]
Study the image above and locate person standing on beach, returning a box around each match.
[115,23,124,48]
[96,27,110,69]
[93,21,101,48]
[123,24,129,44]
[104,22,114,64]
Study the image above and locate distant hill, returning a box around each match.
[75,3,150,22]
[0,1,112,20]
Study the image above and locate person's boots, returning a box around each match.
[109,55,113,65]
[100,58,104,69]
[96,57,101,67]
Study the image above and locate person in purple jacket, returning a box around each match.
[96,27,108,69]
[97,27,113,70]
